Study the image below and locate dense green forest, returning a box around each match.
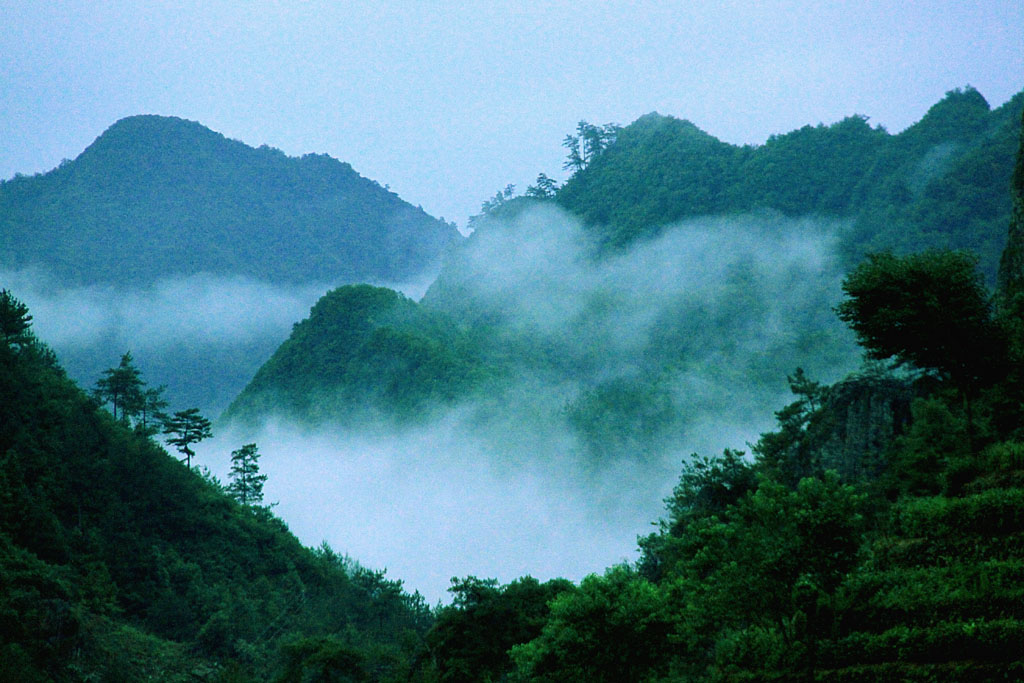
[0,114,460,287]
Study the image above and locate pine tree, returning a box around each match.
[226,443,267,506]
[162,408,212,468]
[137,385,169,436]
[94,352,144,421]
[0,289,33,349]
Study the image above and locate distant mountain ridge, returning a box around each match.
[556,86,1024,279]
[0,114,461,286]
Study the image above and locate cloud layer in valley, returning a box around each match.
[0,269,435,414]
[209,206,862,602]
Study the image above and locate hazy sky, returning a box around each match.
[2,1,1022,228]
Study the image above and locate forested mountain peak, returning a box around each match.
[0,115,461,286]
[900,85,992,144]
[549,86,1022,277]
[70,114,367,198]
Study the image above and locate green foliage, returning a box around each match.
[94,351,144,421]
[226,443,267,507]
[224,284,488,426]
[0,288,33,348]
[509,566,674,683]
[275,635,370,682]
[0,115,460,286]
[162,407,213,468]
[637,448,756,581]
[427,575,572,683]
[0,299,433,680]
[837,250,1003,390]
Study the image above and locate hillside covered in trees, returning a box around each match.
[0,114,461,287]
[420,105,1024,681]
[555,86,1023,281]
[227,88,1022,472]
[0,294,434,681]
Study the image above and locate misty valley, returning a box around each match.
[4,85,1024,680]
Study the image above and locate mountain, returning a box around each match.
[425,111,1024,682]
[0,115,461,286]
[226,88,1022,449]
[556,86,1024,280]
[222,284,487,426]
[0,298,433,681]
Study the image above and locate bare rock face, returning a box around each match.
[815,372,917,481]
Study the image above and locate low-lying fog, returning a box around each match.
[1,269,436,414]
[4,207,861,604]
[211,207,858,603]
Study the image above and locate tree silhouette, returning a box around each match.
[162,408,212,468]
[226,443,267,506]
[94,352,144,421]
[0,289,33,349]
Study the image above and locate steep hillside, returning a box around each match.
[0,115,461,286]
[0,295,432,681]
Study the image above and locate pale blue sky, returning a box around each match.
[2,1,1022,228]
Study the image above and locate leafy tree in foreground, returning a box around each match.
[427,575,572,683]
[226,443,267,506]
[0,288,33,348]
[162,408,212,468]
[836,250,1005,450]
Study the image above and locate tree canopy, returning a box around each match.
[162,407,213,468]
[835,250,1004,391]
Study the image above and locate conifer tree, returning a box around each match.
[94,351,144,421]
[136,385,169,436]
[162,408,212,468]
[226,443,267,506]
[0,289,33,349]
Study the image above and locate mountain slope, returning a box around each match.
[0,115,461,286]
[0,300,432,681]
[223,284,487,425]
[555,86,1023,279]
